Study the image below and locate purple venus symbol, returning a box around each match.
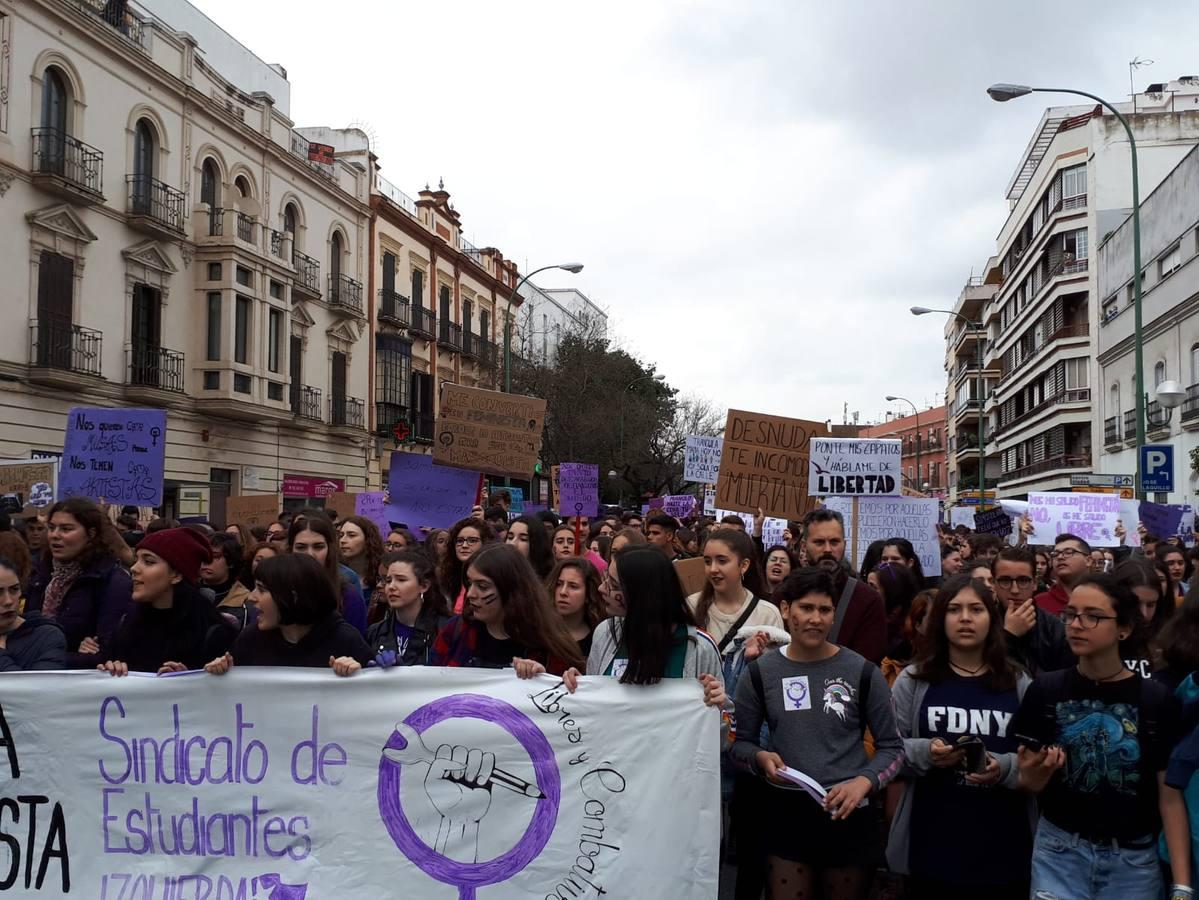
[377,694,561,900]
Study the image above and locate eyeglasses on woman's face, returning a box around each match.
[1058,608,1117,629]
[455,535,482,548]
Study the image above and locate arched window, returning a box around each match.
[330,232,343,280]
[41,68,68,134]
[1191,344,1199,385]
[201,158,220,207]
[1155,361,1166,388]
[131,119,156,213]
[235,176,251,198]
[1110,383,1120,417]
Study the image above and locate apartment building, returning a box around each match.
[857,405,948,497]
[1096,143,1199,503]
[517,281,607,365]
[0,0,373,520]
[960,79,1199,499]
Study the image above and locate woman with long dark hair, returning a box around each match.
[339,515,385,611]
[204,553,371,673]
[429,544,582,674]
[1114,557,1174,678]
[880,537,926,583]
[438,517,494,615]
[201,532,253,629]
[868,561,923,670]
[424,528,450,564]
[365,549,448,666]
[24,497,132,668]
[547,557,604,658]
[888,574,1033,898]
[687,527,778,649]
[0,555,65,670]
[505,514,554,579]
[763,544,798,593]
[101,528,238,675]
[287,514,367,634]
[551,524,579,561]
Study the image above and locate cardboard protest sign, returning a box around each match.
[225,493,281,527]
[1027,492,1120,547]
[558,463,599,517]
[0,668,719,898]
[1138,502,1194,541]
[325,491,359,521]
[0,461,55,511]
[684,436,723,484]
[674,556,708,596]
[435,384,546,480]
[973,506,1013,538]
[808,438,901,496]
[715,409,827,522]
[387,452,480,531]
[58,407,167,506]
[824,496,942,576]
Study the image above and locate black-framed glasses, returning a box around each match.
[1059,609,1118,629]
[455,536,482,547]
[995,576,1035,590]
[1050,548,1084,560]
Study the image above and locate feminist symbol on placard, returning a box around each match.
[28,482,53,509]
[378,694,561,899]
[149,426,161,447]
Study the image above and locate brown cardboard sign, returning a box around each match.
[674,556,708,597]
[0,462,55,497]
[325,492,358,521]
[715,410,828,522]
[434,384,546,481]
[225,494,281,527]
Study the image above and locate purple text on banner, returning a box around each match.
[557,462,598,517]
[58,406,167,506]
[663,495,696,518]
[386,453,480,532]
[1138,502,1192,540]
[355,491,390,534]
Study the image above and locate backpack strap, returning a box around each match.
[717,595,761,654]
[748,657,773,732]
[858,660,874,737]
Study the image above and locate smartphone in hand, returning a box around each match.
[956,735,987,773]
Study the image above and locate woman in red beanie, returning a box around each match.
[100,528,238,675]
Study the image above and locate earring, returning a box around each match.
[419,591,425,604]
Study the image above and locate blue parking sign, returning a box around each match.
[1140,444,1174,493]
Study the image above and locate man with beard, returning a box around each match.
[801,508,886,663]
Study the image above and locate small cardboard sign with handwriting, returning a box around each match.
[225,494,281,527]
[434,384,546,481]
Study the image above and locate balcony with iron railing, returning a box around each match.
[292,250,321,296]
[990,388,1091,440]
[378,290,411,328]
[1124,409,1138,443]
[328,273,364,315]
[1146,401,1172,435]
[438,322,463,353]
[76,0,149,49]
[478,338,499,369]
[329,396,365,429]
[269,229,287,260]
[292,384,322,421]
[1104,416,1121,447]
[1001,453,1091,483]
[375,402,409,438]
[127,344,184,393]
[30,318,102,377]
[410,306,436,338]
[461,331,481,359]
[127,174,185,236]
[997,323,1089,387]
[30,128,104,202]
[1182,384,1199,426]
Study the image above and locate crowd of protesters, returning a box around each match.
[1,492,1197,900]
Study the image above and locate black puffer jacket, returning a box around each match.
[1005,606,1075,675]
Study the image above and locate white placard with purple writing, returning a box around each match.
[0,668,719,898]
[557,463,598,517]
[824,496,942,576]
[684,436,723,484]
[1027,491,1121,547]
[662,495,697,518]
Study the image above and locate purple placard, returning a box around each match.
[386,453,480,531]
[522,502,547,516]
[557,462,598,516]
[1139,501,1191,539]
[663,494,696,518]
[647,497,665,511]
[355,491,390,534]
[58,406,166,506]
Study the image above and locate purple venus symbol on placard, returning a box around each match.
[377,694,560,900]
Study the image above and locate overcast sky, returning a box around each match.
[192,0,1199,426]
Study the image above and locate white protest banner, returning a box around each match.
[1119,499,1142,547]
[949,507,977,530]
[761,517,789,547]
[808,438,901,497]
[0,668,719,899]
[703,489,716,516]
[824,496,942,576]
[710,509,754,531]
[1027,491,1121,547]
[684,436,723,484]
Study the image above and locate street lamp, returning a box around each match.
[885,395,921,494]
[987,83,1145,498]
[912,307,986,504]
[503,263,585,393]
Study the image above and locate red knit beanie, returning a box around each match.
[137,527,212,583]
